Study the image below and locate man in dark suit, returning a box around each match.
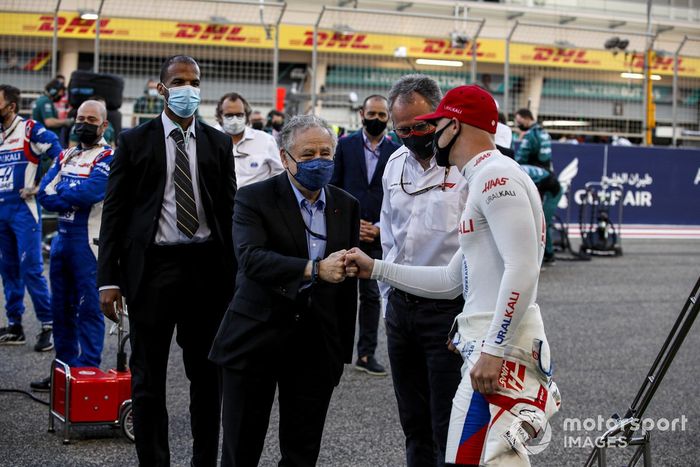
[331,95,399,376]
[209,115,359,467]
[97,55,236,467]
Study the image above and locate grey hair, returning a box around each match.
[279,115,337,152]
[387,74,442,112]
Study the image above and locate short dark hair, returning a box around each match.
[267,109,284,120]
[159,55,199,84]
[498,112,506,125]
[216,92,252,122]
[0,84,20,111]
[515,108,534,120]
[362,94,388,110]
[45,78,65,96]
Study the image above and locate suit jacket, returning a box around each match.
[209,173,360,386]
[330,130,399,226]
[97,116,237,318]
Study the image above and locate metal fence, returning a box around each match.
[0,0,698,143]
[307,6,484,126]
[504,20,654,141]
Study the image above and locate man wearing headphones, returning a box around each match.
[32,78,73,138]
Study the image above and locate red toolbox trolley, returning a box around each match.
[48,303,133,444]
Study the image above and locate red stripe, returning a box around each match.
[455,424,489,465]
[23,120,39,164]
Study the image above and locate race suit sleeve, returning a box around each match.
[479,176,541,358]
[37,153,73,213]
[56,150,113,209]
[371,249,463,300]
[29,121,62,161]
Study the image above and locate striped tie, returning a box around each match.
[169,128,199,239]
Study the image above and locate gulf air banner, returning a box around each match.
[2,11,699,77]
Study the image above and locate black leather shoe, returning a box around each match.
[354,356,387,376]
[30,376,51,392]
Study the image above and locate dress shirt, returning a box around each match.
[156,112,211,245]
[361,130,385,184]
[289,175,327,261]
[379,146,468,299]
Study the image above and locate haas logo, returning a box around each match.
[499,360,526,392]
[482,177,509,193]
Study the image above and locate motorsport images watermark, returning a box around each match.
[561,415,689,448]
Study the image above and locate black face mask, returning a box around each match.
[271,121,284,132]
[363,118,387,137]
[433,122,460,167]
[401,131,435,160]
[251,121,264,131]
[74,122,101,146]
[517,123,529,132]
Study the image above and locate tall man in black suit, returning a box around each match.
[331,95,399,376]
[97,56,237,467]
[209,115,360,467]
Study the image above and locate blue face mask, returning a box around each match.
[163,84,200,118]
[286,151,335,192]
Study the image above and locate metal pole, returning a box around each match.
[504,21,518,118]
[52,0,61,78]
[94,0,105,73]
[471,19,485,84]
[672,36,687,147]
[311,7,324,116]
[642,0,652,145]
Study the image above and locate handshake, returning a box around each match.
[315,247,374,283]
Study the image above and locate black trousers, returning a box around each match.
[128,243,230,467]
[386,290,464,467]
[356,241,382,359]
[220,310,336,467]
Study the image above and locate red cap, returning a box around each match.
[415,85,498,134]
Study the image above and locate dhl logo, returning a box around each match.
[302,31,369,49]
[531,47,590,64]
[630,54,687,72]
[421,39,484,57]
[37,15,114,35]
[172,23,247,42]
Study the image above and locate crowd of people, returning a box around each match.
[0,54,563,466]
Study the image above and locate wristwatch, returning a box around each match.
[311,259,320,284]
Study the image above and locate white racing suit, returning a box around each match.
[373,150,561,466]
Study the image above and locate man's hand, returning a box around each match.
[99,288,123,323]
[19,187,38,200]
[470,352,504,395]
[344,247,374,279]
[359,220,379,243]
[318,250,347,283]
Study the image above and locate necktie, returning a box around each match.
[169,128,199,238]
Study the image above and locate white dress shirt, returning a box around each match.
[379,146,468,300]
[156,112,211,245]
[232,127,284,187]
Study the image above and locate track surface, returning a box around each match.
[0,239,698,466]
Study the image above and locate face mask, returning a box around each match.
[223,116,246,136]
[433,122,460,167]
[363,118,387,137]
[74,122,101,146]
[286,151,334,192]
[401,131,435,160]
[147,88,159,97]
[163,85,200,118]
[272,121,284,132]
[517,123,528,132]
[251,121,264,131]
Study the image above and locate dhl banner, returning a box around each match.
[2,11,699,77]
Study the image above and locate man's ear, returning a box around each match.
[157,82,167,99]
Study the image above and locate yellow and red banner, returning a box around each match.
[2,11,699,77]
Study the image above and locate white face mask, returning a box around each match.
[147,88,159,97]
[223,116,246,135]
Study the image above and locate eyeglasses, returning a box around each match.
[399,152,450,196]
[393,121,435,138]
